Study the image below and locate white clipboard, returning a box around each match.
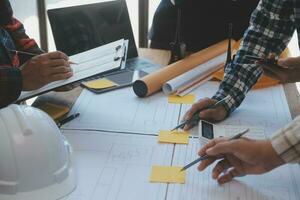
[17,39,128,101]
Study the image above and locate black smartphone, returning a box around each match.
[81,69,148,94]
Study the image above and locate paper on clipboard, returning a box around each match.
[18,39,127,101]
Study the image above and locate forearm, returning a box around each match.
[213,0,295,113]
[0,66,22,108]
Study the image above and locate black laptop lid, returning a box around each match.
[47,0,138,58]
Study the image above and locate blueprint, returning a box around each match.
[61,130,173,200]
[168,138,300,200]
[62,88,181,134]
[60,130,300,200]
[180,82,292,136]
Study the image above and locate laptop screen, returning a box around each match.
[47,0,138,58]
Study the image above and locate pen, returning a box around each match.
[8,49,78,65]
[180,128,249,171]
[57,113,80,127]
[171,95,230,131]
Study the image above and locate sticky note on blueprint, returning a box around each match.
[150,166,186,184]
[158,130,189,144]
[82,78,118,89]
[168,94,195,104]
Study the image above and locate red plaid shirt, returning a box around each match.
[0,0,43,108]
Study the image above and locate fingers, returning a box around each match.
[262,64,300,83]
[197,138,227,171]
[182,98,228,130]
[261,64,285,75]
[45,51,69,61]
[212,159,231,179]
[184,98,215,121]
[198,138,226,157]
[217,168,243,184]
[43,59,70,68]
[278,57,300,68]
[40,63,73,79]
[47,72,73,82]
[261,64,290,82]
[262,67,281,80]
[199,109,224,121]
[183,98,215,130]
[183,123,194,131]
[198,157,216,171]
[37,53,73,80]
[205,140,241,156]
[48,66,73,75]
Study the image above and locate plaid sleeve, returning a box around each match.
[271,116,300,163]
[0,66,22,108]
[212,0,295,113]
[0,0,43,55]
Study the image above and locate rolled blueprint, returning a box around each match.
[133,40,235,97]
[162,53,227,95]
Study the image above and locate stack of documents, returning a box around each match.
[162,53,226,96]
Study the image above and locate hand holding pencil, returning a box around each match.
[181,97,229,130]
[196,137,284,184]
[21,51,74,91]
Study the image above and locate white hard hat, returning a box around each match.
[0,104,76,200]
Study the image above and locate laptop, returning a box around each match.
[47,0,159,76]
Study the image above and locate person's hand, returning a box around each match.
[182,98,227,130]
[20,51,73,91]
[261,56,300,83]
[197,138,284,184]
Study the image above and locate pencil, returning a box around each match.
[8,49,78,65]
[180,128,249,171]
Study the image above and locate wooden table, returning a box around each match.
[34,48,300,119]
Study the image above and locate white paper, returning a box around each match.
[162,53,226,95]
[61,130,173,200]
[180,81,292,136]
[168,138,300,200]
[62,87,181,134]
[18,39,126,101]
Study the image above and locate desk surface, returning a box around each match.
[34,48,300,119]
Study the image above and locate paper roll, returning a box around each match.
[162,53,227,95]
[133,40,235,97]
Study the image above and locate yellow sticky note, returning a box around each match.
[150,166,186,184]
[168,94,195,104]
[82,78,118,89]
[158,130,189,144]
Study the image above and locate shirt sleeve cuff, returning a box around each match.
[271,116,300,163]
[212,90,236,115]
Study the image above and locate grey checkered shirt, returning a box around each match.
[212,0,300,162]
